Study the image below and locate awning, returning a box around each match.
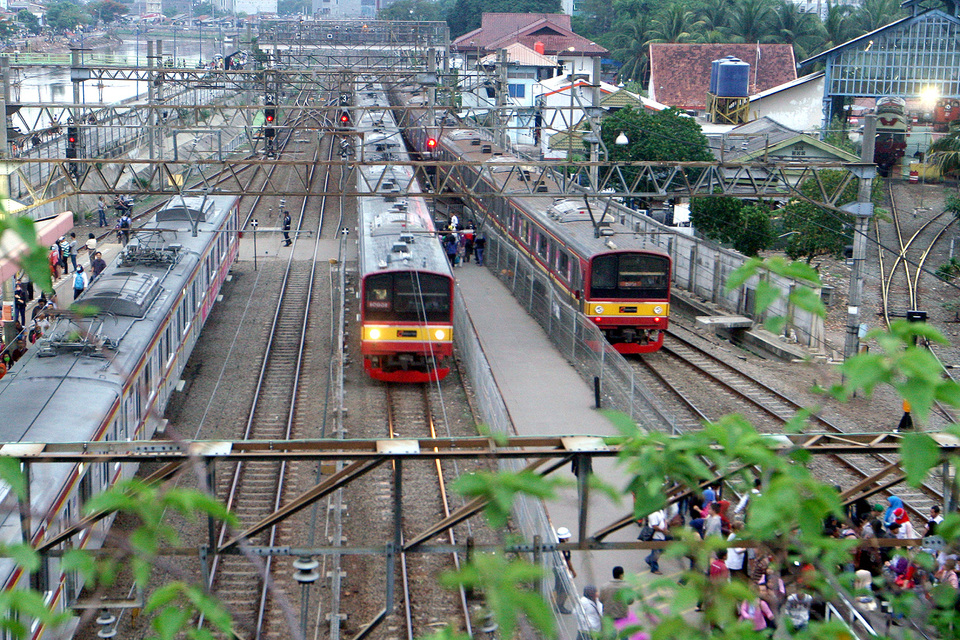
[0,211,74,283]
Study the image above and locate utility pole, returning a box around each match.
[843,114,876,360]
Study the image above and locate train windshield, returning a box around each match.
[590,253,669,299]
[365,272,452,322]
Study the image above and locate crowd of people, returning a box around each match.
[441,217,485,267]
[565,484,957,638]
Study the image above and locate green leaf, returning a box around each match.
[724,258,761,292]
[763,315,786,335]
[900,433,941,486]
[0,543,39,571]
[150,605,192,640]
[754,279,779,315]
[0,457,27,501]
[62,549,97,584]
[788,285,826,317]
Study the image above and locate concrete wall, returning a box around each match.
[749,75,825,133]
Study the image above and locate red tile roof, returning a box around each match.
[649,43,797,110]
[452,13,607,57]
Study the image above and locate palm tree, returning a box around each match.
[850,0,905,35]
[646,1,706,43]
[698,0,732,41]
[820,0,856,51]
[772,1,825,60]
[725,0,778,44]
[928,132,960,177]
[610,14,654,83]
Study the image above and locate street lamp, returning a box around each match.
[615,132,629,146]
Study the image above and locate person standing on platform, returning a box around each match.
[73,266,87,301]
[118,214,132,247]
[555,527,576,614]
[97,196,108,227]
[474,232,486,266]
[58,236,69,272]
[645,509,668,575]
[13,283,26,327]
[67,233,79,273]
[85,233,97,266]
[599,566,632,622]
[91,252,107,280]
[49,245,61,281]
[282,211,292,246]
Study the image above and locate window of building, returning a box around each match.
[508,84,526,98]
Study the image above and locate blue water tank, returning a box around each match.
[709,59,722,94]
[716,59,750,97]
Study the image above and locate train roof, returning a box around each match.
[0,194,238,437]
[437,126,670,262]
[355,85,453,279]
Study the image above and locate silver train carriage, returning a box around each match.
[0,194,240,634]
[354,82,454,382]
[390,85,671,354]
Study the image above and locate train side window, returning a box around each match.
[536,233,548,259]
[519,219,529,245]
[557,251,570,280]
[78,467,93,506]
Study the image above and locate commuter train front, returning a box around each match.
[0,195,239,637]
[354,83,454,382]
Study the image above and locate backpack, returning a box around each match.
[74,272,84,289]
[120,216,131,229]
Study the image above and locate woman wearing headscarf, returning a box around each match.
[884,496,904,527]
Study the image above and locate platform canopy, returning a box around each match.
[800,8,960,124]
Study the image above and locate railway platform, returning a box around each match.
[454,264,690,626]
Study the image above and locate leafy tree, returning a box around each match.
[193,1,215,16]
[45,1,91,31]
[695,0,733,41]
[725,0,777,43]
[601,105,713,176]
[928,132,960,177]
[609,15,653,83]
[850,0,904,34]
[380,0,454,22]
[277,0,310,14]
[732,202,774,255]
[89,0,129,23]
[645,1,706,44]
[690,193,745,245]
[821,0,856,49]
[780,169,857,262]
[771,1,824,59]
[16,10,41,34]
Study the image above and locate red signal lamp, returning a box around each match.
[265,114,274,123]
[426,137,437,149]
[340,113,350,124]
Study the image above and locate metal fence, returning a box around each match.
[480,227,682,435]
[452,287,587,638]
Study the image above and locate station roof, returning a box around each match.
[452,13,607,57]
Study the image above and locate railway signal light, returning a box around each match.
[264,126,275,139]
[66,125,80,159]
[426,137,437,150]
[339,111,351,126]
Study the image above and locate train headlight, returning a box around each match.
[434,329,446,340]
[594,305,604,314]
[653,306,664,315]
[369,328,381,340]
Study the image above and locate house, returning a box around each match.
[707,116,859,186]
[452,13,607,84]
[747,72,825,133]
[648,44,797,114]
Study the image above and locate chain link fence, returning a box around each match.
[453,287,587,638]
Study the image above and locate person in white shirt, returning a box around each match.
[733,479,762,517]
[725,521,747,579]
[645,510,668,574]
[577,585,603,640]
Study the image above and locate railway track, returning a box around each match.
[635,326,945,524]
[384,384,472,640]
[204,95,335,639]
[879,183,957,425]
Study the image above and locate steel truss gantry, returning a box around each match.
[12,432,954,560]
[7,156,868,211]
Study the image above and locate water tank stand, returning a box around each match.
[707,93,749,125]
